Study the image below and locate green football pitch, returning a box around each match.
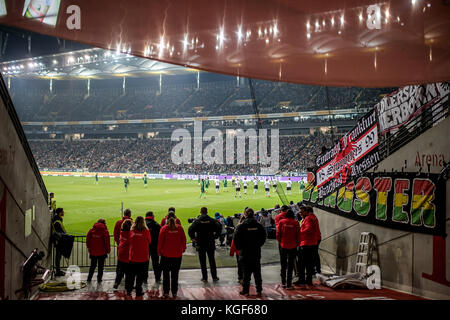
[44,176,303,236]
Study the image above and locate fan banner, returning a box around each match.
[315,109,380,200]
[376,83,449,135]
[303,171,446,236]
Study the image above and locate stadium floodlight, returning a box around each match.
[236,25,243,43]
[273,24,278,37]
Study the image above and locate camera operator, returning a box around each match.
[188,207,222,282]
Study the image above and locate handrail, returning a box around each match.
[0,73,48,201]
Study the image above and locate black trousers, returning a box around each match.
[313,240,321,274]
[298,246,314,284]
[55,249,62,272]
[198,247,217,280]
[236,255,243,280]
[160,256,182,295]
[241,256,262,293]
[115,260,128,285]
[125,261,148,295]
[87,255,106,281]
[149,248,161,281]
[280,248,297,286]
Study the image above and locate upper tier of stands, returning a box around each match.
[10,75,393,122]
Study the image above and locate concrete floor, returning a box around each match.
[34,239,426,300]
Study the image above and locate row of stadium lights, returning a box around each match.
[1,0,433,75]
[2,50,135,75]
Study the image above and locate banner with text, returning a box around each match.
[376,82,449,135]
[315,109,380,200]
[303,171,446,236]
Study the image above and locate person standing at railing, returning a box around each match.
[158,215,186,298]
[113,219,132,289]
[145,211,161,283]
[52,207,67,277]
[114,209,132,245]
[126,216,151,297]
[86,219,111,282]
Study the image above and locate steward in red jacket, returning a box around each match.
[114,219,132,289]
[157,217,186,298]
[297,206,319,285]
[158,224,186,258]
[129,228,151,263]
[86,219,110,282]
[299,212,319,246]
[118,229,131,263]
[125,217,151,297]
[86,221,111,257]
[114,209,132,244]
[274,205,290,229]
[276,216,300,249]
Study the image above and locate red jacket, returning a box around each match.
[86,222,111,257]
[299,214,319,246]
[129,229,151,263]
[274,211,287,228]
[311,213,322,242]
[157,224,186,258]
[229,239,240,256]
[117,230,130,263]
[114,216,132,244]
[276,217,300,249]
[161,216,181,227]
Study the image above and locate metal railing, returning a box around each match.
[55,235,118,269]
[378,93,449,161]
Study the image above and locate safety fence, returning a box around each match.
[56,235,118,269]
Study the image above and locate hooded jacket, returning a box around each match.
[157,224,186,258]
[233,217,266,259]
[310,213,322,242]
[114,216,132,244]
[86,222,111,257]
[276,217,300,249]
[117,230,131,263]
[161,216,181,227]
[299,214,319,246]
[188,214,222,249]
[129,229,151,263]
[274,211,287,228]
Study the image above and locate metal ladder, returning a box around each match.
[355,232,374,274]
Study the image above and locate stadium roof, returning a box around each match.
[0,48,201,79]
[0,0,449,87]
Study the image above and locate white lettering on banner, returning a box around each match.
[376,83,449,134]
[317,125,378,187]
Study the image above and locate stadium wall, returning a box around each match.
[317,116,450,299]
[0,92,51,299]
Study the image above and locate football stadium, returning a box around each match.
[0,0,449,311]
